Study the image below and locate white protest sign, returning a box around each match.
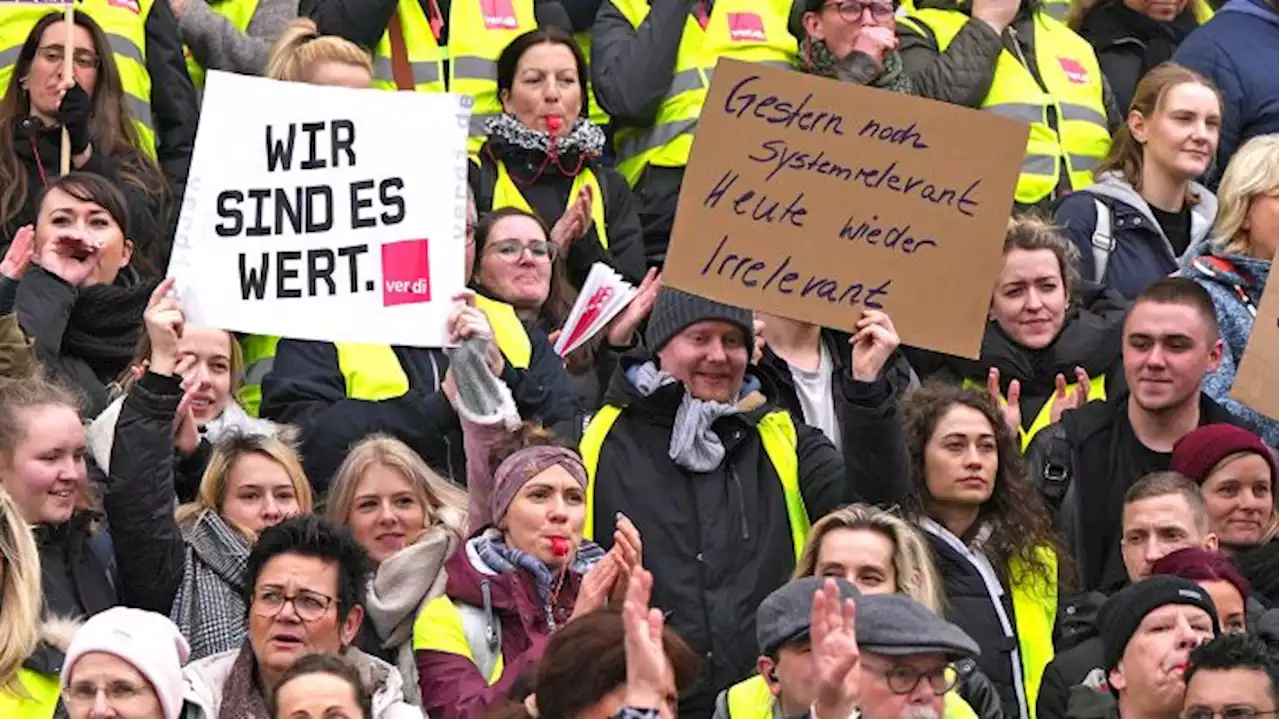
[167,71,470,347]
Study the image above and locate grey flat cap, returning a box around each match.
[756,577,860,657]
[856,594,979,660]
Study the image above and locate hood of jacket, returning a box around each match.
[1221,0,1279,23]
[182,646,414,719]
[1085,171,1218,261]
[1181,242,1271,297]
[601,349,780,424]
[365,525,458,649]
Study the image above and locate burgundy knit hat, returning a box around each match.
[1170,424,1277,490]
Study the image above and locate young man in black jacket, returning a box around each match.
[1026,277,1243,594]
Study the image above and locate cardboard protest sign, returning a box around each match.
[1231,261,1278,420]
[662,59,1029,359]
[167,71,470,347]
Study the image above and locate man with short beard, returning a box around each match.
[1066,576,1220,717]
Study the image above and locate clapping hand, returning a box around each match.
[1,225,34,280]
[622,567,670,712]
[1048,366,1091,425]
[986,367,1021,436]
[550,185,593,250]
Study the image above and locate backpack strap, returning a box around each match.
[458,582,503,684]
[1090,197,1115,284]
[1040,424,1073,511]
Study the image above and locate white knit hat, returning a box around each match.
[62,607,191,719]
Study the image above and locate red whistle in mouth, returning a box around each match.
[546,115,562,136]
[550,537,570,557]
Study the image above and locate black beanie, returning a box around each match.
[644,288,753,352]
[1099,576,1220,673]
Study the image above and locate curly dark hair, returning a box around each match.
[902,382,1069,589]
[1185,633,1278,698]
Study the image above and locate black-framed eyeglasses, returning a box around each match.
[1184,708,1280,719]
[864,659,959,696]
[822,0,895,22]
[487,238,557,263]
[36,45,100,70]
[251,587,335,623]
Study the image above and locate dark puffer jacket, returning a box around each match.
[560,352,910,718]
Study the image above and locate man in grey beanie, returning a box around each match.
[564,287,910,718]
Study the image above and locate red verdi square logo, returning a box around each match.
[727,12,766,42]
[381,239,432,307]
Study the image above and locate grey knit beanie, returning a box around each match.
[644,288,754,351]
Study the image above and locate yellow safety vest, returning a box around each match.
[610,0,797,186]
[336,342,412,401]
[472,294,532,369]
[183,0,259,88]
[961,372,1107,451]
[491,161,610,249]
[0,669,61,719]
[898,9,1110,205]
[371,0,536,151]
[0,0,157,157]
[1009,547,1058,719]
[237,333,281,417]
[724,671,978,719]
[573,31,610,128]
[413,594,507,685]
[578,404,809,559]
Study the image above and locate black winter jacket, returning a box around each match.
[1076,0,1198,114]
[471,139,645,288]
[3,119,166,270]
[1038,637,1105,719]
[141,0,198,208]
[957,659,1007,719]
[101,371,194,617]
[559,352,910,719]
[1025,392,1244,592]
[16,267,156,419]
[904,283,1128,445]
[259,328,577,490]
[924,528,1029,719]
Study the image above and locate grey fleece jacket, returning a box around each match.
[1085,171,1218,263]
[177,0,299,78]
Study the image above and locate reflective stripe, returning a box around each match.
[616,116,698,161]
[0,44,18,67]
[243,356,274,387]
[372,57,440,84]
[988,103,1044,124]
[665,67,706,98]
[1059,103,1108,128]
[105,31,144,65]
[1043,0,1069,19]
[757,60,793,70]
[469,112,500,137]
[1023,154,1057,175]
[1068,153,1100,172]
[125,94,153,129]
[453,55,498,80]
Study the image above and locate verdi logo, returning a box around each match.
[727,12,766,42]
[381,239,432,306]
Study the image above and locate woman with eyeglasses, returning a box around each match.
[468,206,638,409]
[0,12,168,270]
[60,607,191,719]
[794,0,915,93]
[470,26,645,290]
[902,383,1070,719]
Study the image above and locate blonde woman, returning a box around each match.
[0,487,53,717]
[102,282,313,660]
[265,18,372,87]
[326,434,469,705]
[1179,134,1279,446]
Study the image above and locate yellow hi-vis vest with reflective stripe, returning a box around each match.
[0,0,157,157]
[183,0,259,88]
[237,333,282,417]
[723,673,979,719]
[898,9,1109,205]
[610,0,797,187]
[371,0,536,152]
[472,294,532,369]
[0,668,61,719]
[413,594,507,685]
[961,373,1106,451]
[1009,547,1058,719]
[492,161,610,249]
[578,404,809,560]
[573,30,610,128]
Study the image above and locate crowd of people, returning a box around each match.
[0,0,1276,717]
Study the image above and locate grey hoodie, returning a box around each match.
[1084,170,1218,268]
